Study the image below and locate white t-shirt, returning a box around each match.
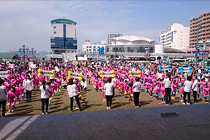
[133,82,141,92]
[112,78,116,86]
[184,81,192,92]
[67,84,78,98]
[163,78,171,88]
[145,69,149,75]
[0,85,7,101]
[158,73,163,79]
[192,80,198,91]
[40,85,49,99]
[104,83,114,96]
[81,81,88,88]
[23,79,33,90]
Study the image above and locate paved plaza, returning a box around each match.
[0,104,210,140]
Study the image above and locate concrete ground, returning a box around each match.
[0,104,210,140]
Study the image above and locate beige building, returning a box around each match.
[190,12,210,48]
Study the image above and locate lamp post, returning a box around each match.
[195,25,202,66]
[199,40,210,69]
[29,48,36,61]
[19,45,29,70]
[145,46,150,61]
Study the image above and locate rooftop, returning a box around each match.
[51,18,77,25]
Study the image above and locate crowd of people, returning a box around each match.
[0,60,209,118]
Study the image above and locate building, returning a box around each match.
[50,18,77,60]
[107,35,156,53]
[50,18,77,54]
[190,12,210,48]
[159,23,190,51]
[108,33,122,45]
[77,35,192,60]
[82,40,106,53]
[105,35,164,60]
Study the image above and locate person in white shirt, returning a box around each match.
[132,77,142,108]
[39,81,50,115]
[183,76,192,105]
[192,76,198,103]
[111,76,116,96]
[81,78,88,91]
[163,73,172,105]
[23,75,33,102]
[158,72,163,80]
[0,79,7,117]
[104,77,114,110]
[145,68,149,75]
[67,79,81,112]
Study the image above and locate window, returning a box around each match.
[54,31,56,34]
[54,26,56,29]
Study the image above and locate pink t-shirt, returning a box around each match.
[145,82,151,89]
[7,91,15,103]
[160,87,165,96]
[154,86,160,93]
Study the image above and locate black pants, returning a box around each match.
[0,100,6,117]
[26,90,32,101]
[70,95,81,111]
[113,88,115,97]
[193,91,197,103]
[133,92,140,106]
[165,88,171,104]
[41,98,49,113]
[106,95,113,107]
[184,92,191,103]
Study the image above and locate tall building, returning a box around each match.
[82,40,106,53]
[108,33,122,45]
[50,18,77,54]
[159,23,189,51]
[190,12,210,48]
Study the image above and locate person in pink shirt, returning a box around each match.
[124,80,129,98]
[7,87,16,114]
[120,80,124,95]
[128,83,133,102]
[172,81,177,99]
[160,86,165,104]
[15,83,20,104]
[202,83,209,103]
[98,78,103,92]
[94,77,99,92]
[180,77,185,86]
[154,83,160,99]
[180,85,185,102]
[144,75,148,83]
[145,81,150,94]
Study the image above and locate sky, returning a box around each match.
[0,0,210,53]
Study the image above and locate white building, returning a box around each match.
[159,23,189,51]
[50,18,77,61]
[82,40,106,53]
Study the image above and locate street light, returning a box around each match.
[198,39,210,69]
[145,46,150,61]
[195,25,202,66]
[19,45,29,70]
[29,48,36,61]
